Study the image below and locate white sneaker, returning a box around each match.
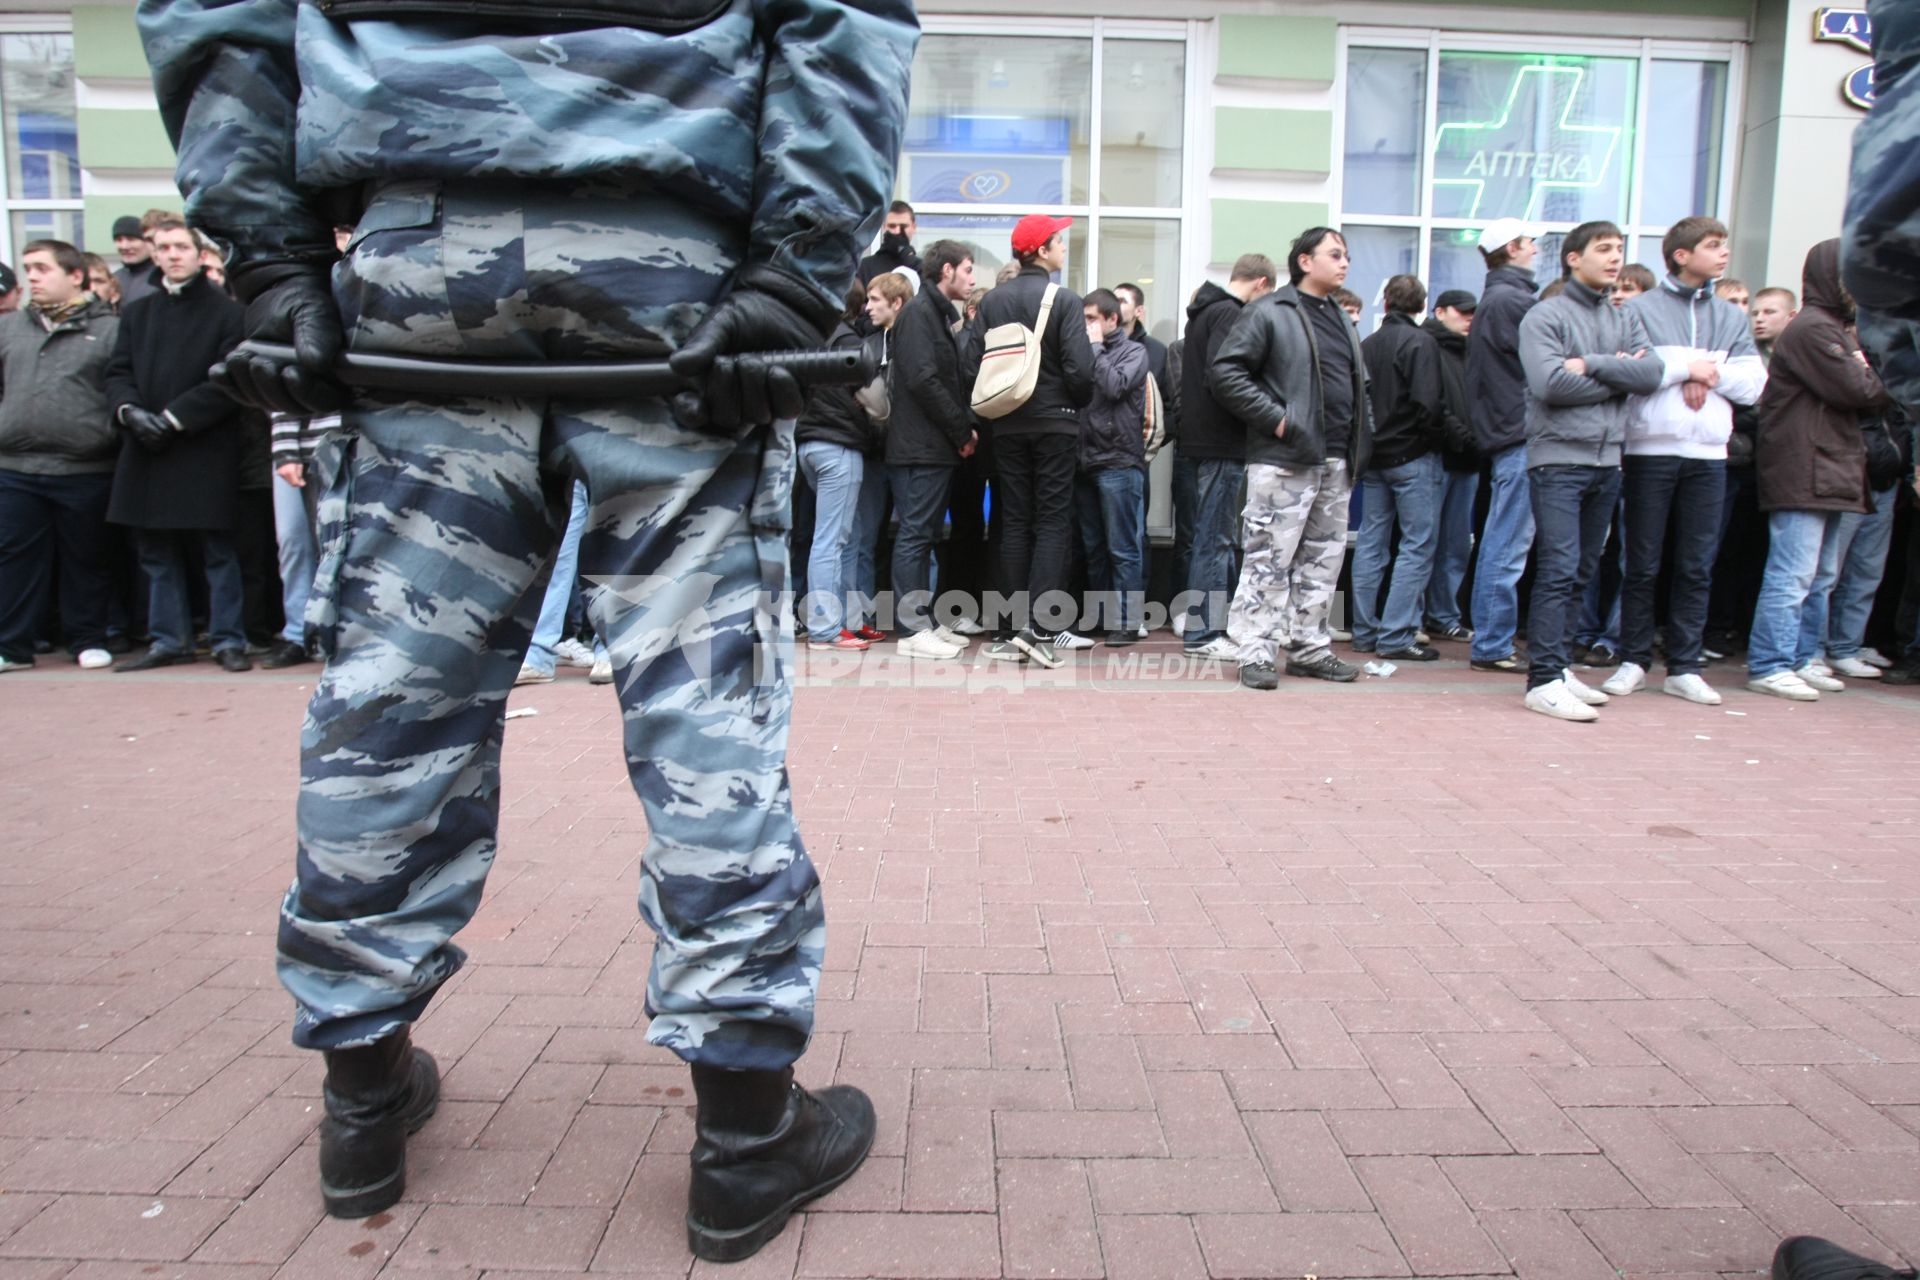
[588,655,614,684]
[1795,663,1845,692]
[1561,668,1610,706]
[1662,672,1722,705]
[515,662,555,685]
[77,647,113,670]
[0,655,34,674]
[1052,630,1096,651]
[1804,659,1835,677]
[1416,630,1431,646]
[1172,614,1188,638]
[932,624,970,649]
[1186,636,1239,661]
[1600,661,1646,697]
[552,637,595,668]
[1748,670,1819,701]
[1525,678,1600,722]
[1136,622,1149,639]
[951,617,987,637]
[1331,627,1353,643]
[1827,656,1882,679]
[1859,647,1894,669]
[898,630,962,659]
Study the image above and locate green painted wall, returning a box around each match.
[1212,198,1329,265]
[72,4,149,81]
[76,108,174,169]
[84,195,176,252]
[1215,107,1333,175]
[1216,15,1337,84]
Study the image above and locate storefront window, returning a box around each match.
[1,33,82,259]
[900,24,1186,323]
[1341,39,1732,331]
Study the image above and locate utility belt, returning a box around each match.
[311,0,729,35]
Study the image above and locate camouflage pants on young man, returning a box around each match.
[278,180,822,1073]
[1228,459,1353,667]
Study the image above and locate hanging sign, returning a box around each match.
[1814,7,1875,109]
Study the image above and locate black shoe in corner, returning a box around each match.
[1239,661,1279,691]
[115,647,196,673]
[215,646,253,673]
[1771,1234,1916,1280]
[1285,652,1361,682]
[1104,629,1140,647]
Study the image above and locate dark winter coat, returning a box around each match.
[1209,284,1372,474]
[1361,311,1448,470]
[1177,281,1249,462]
[104,271,247,531]
[797,322,881,454]
[885,284,972,467]
[1465,265,1540,455]
[1421,316,1478,472]
[974,264,1094,433]
[1756,239,1890,514]
[1080,328,1149,472]
[0,296,121,476]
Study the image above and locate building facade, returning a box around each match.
[0,0,1873,534]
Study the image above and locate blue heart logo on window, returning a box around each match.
[961,170,1011,201]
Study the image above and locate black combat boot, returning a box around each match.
[1773,1236,1917,1280]
[686,1064,875,1263]
[318,1030,440,1218]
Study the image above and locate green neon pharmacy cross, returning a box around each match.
[1431,62,1624,221]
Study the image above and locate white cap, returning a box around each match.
[1476,218,1535,254]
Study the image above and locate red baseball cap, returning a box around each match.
[1010,213,1072,256]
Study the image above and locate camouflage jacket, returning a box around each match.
[135,0,919,326]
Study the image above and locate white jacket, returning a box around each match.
[1625,276,1767,459]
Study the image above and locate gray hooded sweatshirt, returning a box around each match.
[1517,276,1672,468]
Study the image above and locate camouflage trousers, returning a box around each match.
[279,180,821,1071]
[1227,459,1353,666]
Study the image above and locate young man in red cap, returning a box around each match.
[976,214,1094,667]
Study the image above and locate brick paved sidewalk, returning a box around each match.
[3,647,1920,1278]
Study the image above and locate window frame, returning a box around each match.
[1333,26,1746,311]
[0,15,83,267]
[904,14,1200,296]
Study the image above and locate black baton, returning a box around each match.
[234,341,877,399]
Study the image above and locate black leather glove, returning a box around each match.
[212,263,348,416]
[121,406,175,454]
[669,270,833,434]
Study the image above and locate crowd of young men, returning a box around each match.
[773,203,1917,723]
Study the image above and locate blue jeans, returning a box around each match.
[1620,455,1725,676]
[1822,485,1897,659]
[1749,510,1844,677]
[1182,457,1244,647]
[1471,443,1536,662]
[1526,464,1622,689]
[523,479,590,676]
[889,463,953,635]
[1424,466,1479,630]
[1171,451,1201,606]
[798,440,863,641]
[1074,466,1148,631]
[845,456,886,629]
[1574,494,1624,650]
[1350,451,1443,652]
[137,527,245,655]
[274,471,318,646]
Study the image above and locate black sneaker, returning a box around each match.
[1285,652,1360,682]
[215,646,254,673]
[1104,629,1140,647]
[1012,628,1064,669]
[1379,643,1441,662]
[1428,622,1473,643]
[1581,643,1620,667]
[1470,652,1523,673]
[1239,661,1279,691]
[1771,1234,1916,1280]
[261,639,311,669]
[1882,658,1920,686]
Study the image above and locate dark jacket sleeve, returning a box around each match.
[105,313,140,420]
[1054,290,1096,408]
[165,302,246,433]
[1401,331,1445,442]
[1777,321,1893,414]
[1164,339,1183,437]
[900,293,972,448]
[1210,305,1286,430]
